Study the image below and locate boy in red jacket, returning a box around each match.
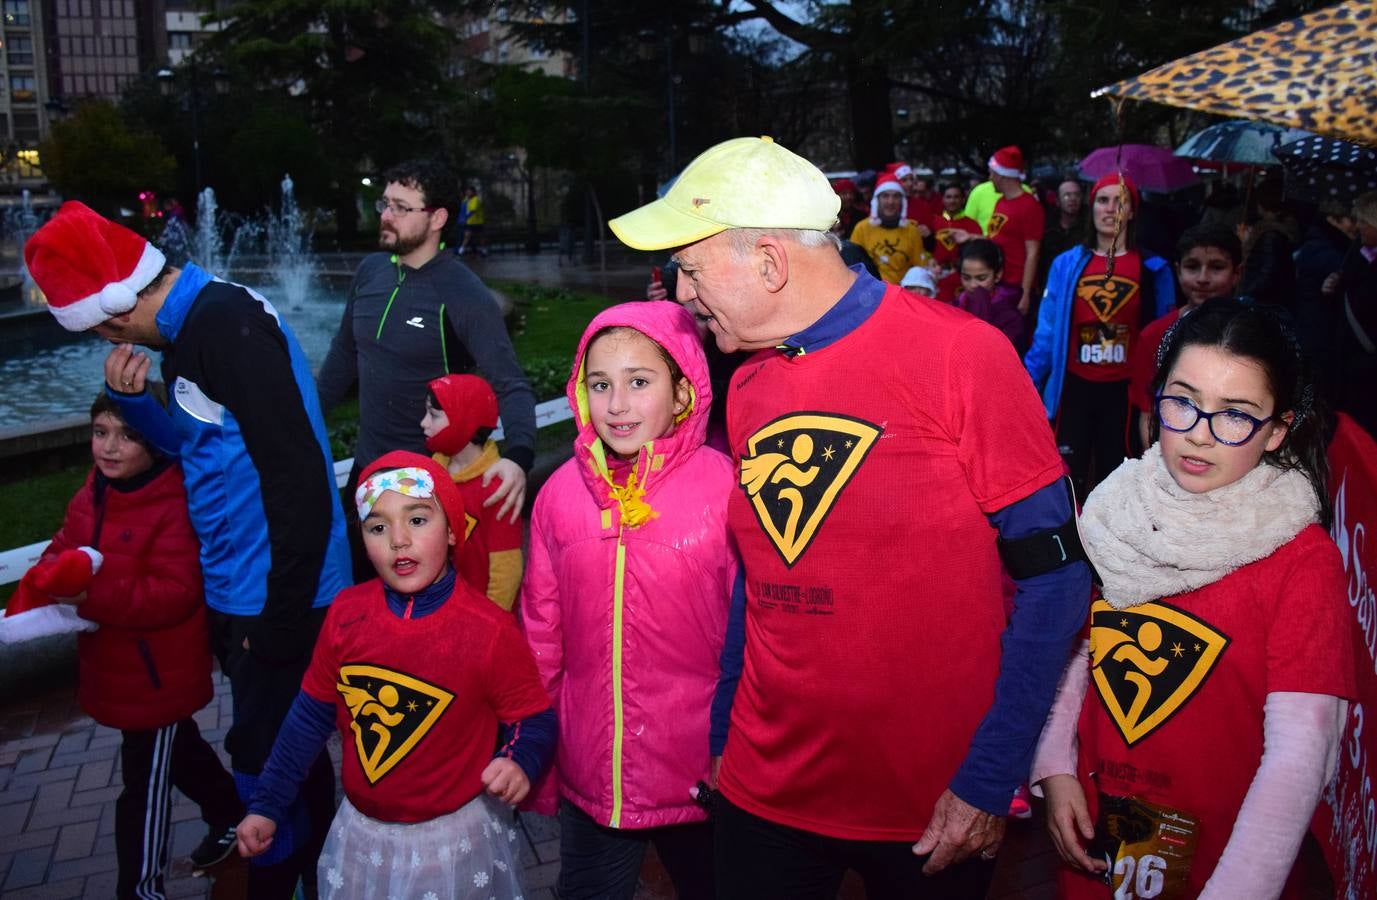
[420,373,524,609]
[13,390,242,899]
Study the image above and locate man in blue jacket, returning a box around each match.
[27,201,349,898]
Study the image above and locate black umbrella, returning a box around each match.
[1273,135,1377,205]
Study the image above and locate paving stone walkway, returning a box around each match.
[0,668,1057,899]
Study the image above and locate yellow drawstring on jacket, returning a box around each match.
[608,468,657,528]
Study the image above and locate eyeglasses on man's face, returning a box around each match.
[1155,394,1274,446]
[375,198,439,218]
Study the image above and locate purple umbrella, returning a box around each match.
[1078,144,1200,193]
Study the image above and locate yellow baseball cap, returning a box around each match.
[608,136,841,251]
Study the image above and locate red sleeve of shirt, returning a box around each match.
[1130,313,1172,412]
[300,602,343,704]
[1265,529,1356,700]
[946,319,1064,512]
[1019,195,1045,242]
[483,613,552,721]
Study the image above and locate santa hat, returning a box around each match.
[25,201,167,332]
[0,548,103,645]
[355,451,467,548]
[988,146,1025,180]
[831,178,857,195]
[1090,172,1141,211]
[425,374,499,457]
[890,162,913,179]
[870,174,907,218]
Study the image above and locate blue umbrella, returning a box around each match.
[1175,121,1308,166]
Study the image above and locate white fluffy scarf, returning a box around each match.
[1080,443,1319,609]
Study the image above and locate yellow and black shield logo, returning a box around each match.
[1089,600,1229,747]
[336,664,454,784]
[1075,274,1140,322]
[739,413,881,567]
[464,512,478,541]
[987,212,1009,237]
[935,227,958,251]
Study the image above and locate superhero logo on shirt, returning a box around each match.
[1089,600,1229,747]
[336,664,454,784]
[739,413,881,567]
[464,512,478,541]
[1075,274,1140,322]
[935,228,958,251]
[986,213,1009,237]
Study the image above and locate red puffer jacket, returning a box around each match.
[42,462,212,731]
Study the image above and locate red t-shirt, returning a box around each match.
[906,193,942,229]
[1063,525,1354,899]
[718,285,1064,840]
[1128,308,1181,413]
[987,192,1044,289]
[1067,252,1143,383]
[302,580,550,823]
[930,213,983,304]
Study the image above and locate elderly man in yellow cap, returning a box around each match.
[609,137,1092,898]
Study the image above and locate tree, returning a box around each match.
[40,101,175,218]
[199,0,468,240]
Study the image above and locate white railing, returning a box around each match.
[0,397,575,587]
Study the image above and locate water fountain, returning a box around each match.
[2,189,42,307]
[266,174,316,307]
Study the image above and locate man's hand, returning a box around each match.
[646,277,669,301]
[481,458,527,524]
[917,224,932,238]
[236,814,276,858]
[1321,272,1342,296]
[912,789,1006,875]
[951,230,974,246]
[56,591,87,606]
[482,758,530,805]
[709,755,722,790]
[1040,774,1106,873]
[104,344,151,394]
[1017,288,1031,316]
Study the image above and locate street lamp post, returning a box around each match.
[157,62,229,193]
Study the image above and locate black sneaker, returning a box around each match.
[189,825,237,869]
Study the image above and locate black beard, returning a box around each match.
[879,213,901,228]
[379,228,427,257]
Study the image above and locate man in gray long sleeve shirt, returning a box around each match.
[317,160,536,529]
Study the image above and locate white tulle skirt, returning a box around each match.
[317,793,527,899]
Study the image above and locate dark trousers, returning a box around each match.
[557,799,715,900]
[1055,373,1130,497]
[714,795,995,900]
[208,609,334,900]
[116,718,243,900]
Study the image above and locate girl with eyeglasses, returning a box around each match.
[1031,299,1353,899]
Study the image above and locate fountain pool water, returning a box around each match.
[0,274,351,426]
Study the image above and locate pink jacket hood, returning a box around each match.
[521,300,737,829]
[566,300,713,525]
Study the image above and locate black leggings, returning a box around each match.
[557,799,715,900]
[1055,373,1130,497]
[713,794,996,900]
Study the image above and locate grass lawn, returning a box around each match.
[1,283,615,603]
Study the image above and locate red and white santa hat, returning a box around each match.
[988,146,1025,180]
[24,201,166,332]
[870,173,907,218]
[889,161,913,179]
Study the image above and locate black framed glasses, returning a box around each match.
[375,199,438,217]
[1155,394,1273,446]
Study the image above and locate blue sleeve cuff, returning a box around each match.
[709,568,747,756]
[496,707,557,783]
[107,387,181,458]
[950,480,1091,814]
[247,692,335,824]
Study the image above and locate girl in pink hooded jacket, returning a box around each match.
[521,301,739,900]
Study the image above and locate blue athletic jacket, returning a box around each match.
[110,264,350,662]
[1023,246,1176,419]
